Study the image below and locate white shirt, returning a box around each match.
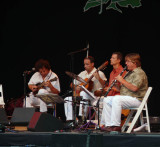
[74,67,107,93]
[28,70,60,93]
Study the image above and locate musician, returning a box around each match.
[64,56,107,122]
[100,52,127,126]
[101,53,148,132]
[95,52,125,97]
[24,59,60,113]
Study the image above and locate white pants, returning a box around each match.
[64,91,103,121]
[23,89,48,112]
[100,95,141,127]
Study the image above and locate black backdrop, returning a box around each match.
[0,0,160,120]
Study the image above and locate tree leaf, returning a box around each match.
[84,0,109,12]
[106,2,122,13]
[106,0,141,13]
[118,0,142,8]
[84,0,142,13]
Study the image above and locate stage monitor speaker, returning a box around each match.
[10,107,36,126]
[0,108,9,125]
[28,112,64,132]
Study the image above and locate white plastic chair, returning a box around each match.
[0,84,5,108]
[23,92,57,117]
[121,87,152,133]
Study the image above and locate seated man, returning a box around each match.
[24,59,60,113]
[101,53,148,132]
[64,56,107,123]
[99,52,128,127]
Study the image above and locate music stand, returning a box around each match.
[80,85,96,100]
[78,85,97,131]
[36,93,64,105]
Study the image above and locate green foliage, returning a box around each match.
[84,0,109,12]
[84,0,142,13]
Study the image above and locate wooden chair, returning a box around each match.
[121,87,152,133]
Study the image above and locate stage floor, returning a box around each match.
[1,128,160,147]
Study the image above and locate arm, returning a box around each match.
[28,84,38,91]
[93,71,106,87]
[116,75,138,92]
[44,80,60,94]
[70,82,81,93]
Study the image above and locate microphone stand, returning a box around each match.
[72,55,78,127]
[22,68,36,108]
[68,53,78,128]
[23,72,27,108]
[96,81,108,129]
[96,96,101,129]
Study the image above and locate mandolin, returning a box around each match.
[33,77,57,95]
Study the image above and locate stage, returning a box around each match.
[0,107,160,146]
[1,128,160,147]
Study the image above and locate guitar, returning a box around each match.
[74,61,108,96]
[33,77,57,95]
[82,60,108,90]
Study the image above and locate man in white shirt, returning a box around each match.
[64,56,107,123]
[24,59,60,113]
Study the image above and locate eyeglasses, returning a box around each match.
[125,60,133,63]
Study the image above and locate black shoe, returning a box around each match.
[63,120,74,130]
[78,117,87,126]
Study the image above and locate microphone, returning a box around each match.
[83,43,89,51]
[23,68,36,75]
[83,47,89,51]
[67,44,89,55]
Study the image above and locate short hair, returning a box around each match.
[84,56,95,63]
[125,53,141,67]
[35,59,51,71]
[112,52,123,62]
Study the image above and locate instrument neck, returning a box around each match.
[85,68,99,84]
[104,66,127,97]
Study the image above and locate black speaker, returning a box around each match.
[0,108,9,125]
[10,108,36,126]
[28,112,64,132]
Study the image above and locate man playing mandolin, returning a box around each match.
[64,56,107,123]
[24,59,60,113]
